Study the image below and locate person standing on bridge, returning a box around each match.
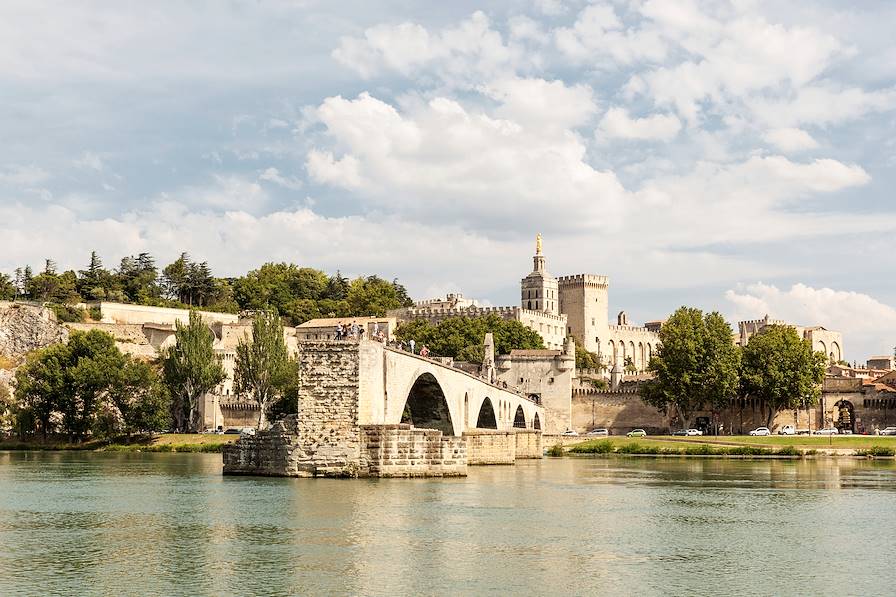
[350,321,359,339]
[420,345,430,358]
[409,339,415,354]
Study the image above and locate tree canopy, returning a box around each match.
[642,307,741,429]
[160,311,225,432]
[234,310,299,429]
[740,324,826,427]
[13,329,169,439]
[396,315,544,361]
[4,252,413,327]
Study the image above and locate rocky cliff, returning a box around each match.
[0,302,69,364]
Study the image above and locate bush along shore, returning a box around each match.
[554,439,896,458]
[0,433,237,453]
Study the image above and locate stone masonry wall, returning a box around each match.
[359,424,466,477]
[514,430,543,458]
[292,341,363,476]
[222,416,303,476]
[464,430,516,464]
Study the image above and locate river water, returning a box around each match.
[1,452,894,596]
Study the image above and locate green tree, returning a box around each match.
[396,315,544,361]
[741,325,826,428]
[0,274,16,300]
[572,338,603,371]
[108,359,170,436]
[14,330,126,440]
[642,307,740,430]
[345,276,413,316]
[234,310,298,429]
[160,311,226,432]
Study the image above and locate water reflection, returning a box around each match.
[1,452,895,596]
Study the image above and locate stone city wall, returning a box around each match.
[463,429,516,464]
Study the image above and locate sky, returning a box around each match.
[1,0,895,360]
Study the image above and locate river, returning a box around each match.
[1,452,894,596]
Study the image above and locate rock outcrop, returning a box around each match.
[0,302,69,364]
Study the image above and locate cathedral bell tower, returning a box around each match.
[520,233,559,315]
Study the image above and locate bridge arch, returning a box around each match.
[400,372,455,436]
[513,405,527,428]
[475,396,498,429]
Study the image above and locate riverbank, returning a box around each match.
[0,433,239,453]
[558,435,896,458]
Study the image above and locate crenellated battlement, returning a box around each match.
[557,274,609,287]
[608,324,658,335]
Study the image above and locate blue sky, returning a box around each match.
[2,0,895,360]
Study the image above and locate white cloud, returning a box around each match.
[258,167,303,190]
[598,107,681,141]
[305,92,627,231]
[331,11,531,85]
[763,128,819,152]
[749,85,896,127]
[554,3,667,65]
[725,283,896,360]
[481,77,597,130]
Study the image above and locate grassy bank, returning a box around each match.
[560,435,896,457]
[0,433,239,453]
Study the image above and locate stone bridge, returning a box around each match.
[359,342,543,435]
[223,340,544,477]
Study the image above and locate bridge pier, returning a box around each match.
[223,340,543,477]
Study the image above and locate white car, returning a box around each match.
[686,429,703,436]
[749,427,771,436]
[561,429,579,437]
[778,425,795,435]
[813,427,839,436]
[586,428,609,436]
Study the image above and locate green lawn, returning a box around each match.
[564,434,896,456]
[0,433,238,453]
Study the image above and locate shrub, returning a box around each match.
[49,303,84,323]
[856,446,895,457]
[546,443,564,457]
[775,446,801,456]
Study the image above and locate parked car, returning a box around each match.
[586,428,609,436]
[672,429,688,436]
[778,425,796,435]
[686,429,703,436]
[627,429,647,437]
[749,427,771,436]
[813,427,839,436]
[880,426,896,436]
[561,429,579,437]
[223,428,241,435]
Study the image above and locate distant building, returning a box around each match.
[390,235,661,367]
[736,314,843,363]
[867,355,895,371]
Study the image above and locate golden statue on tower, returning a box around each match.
[536,233,543,255]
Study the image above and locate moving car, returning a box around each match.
[686,429,703,436]
[778,425,796,435]
[627,429,647,437]
[561,429,579,437]
[749,427,771,436]
[813,427,839,435]
[586,428,609,436]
